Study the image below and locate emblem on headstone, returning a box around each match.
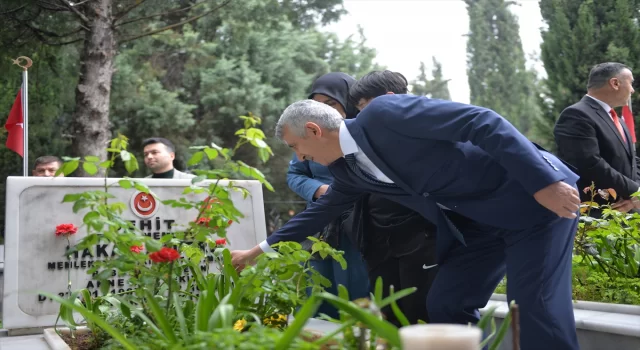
[130,191,159,218]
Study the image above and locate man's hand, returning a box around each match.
[313,184,329,199]
[533,181,580,219]
[612,198,640,213]
[230,246,263,272]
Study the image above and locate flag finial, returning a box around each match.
[11,56,32,71]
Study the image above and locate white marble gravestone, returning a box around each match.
[2,176,267,332]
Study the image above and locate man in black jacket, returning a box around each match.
[346,71,439,325]
[554,62,638,213]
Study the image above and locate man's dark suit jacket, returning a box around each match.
[267,94,579,262]
[554,96,640,204]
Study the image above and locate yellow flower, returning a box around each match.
[233,319,247,332]
[263,314,288,328]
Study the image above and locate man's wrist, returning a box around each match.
[258,240,276,253]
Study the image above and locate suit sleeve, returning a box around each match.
[554,110,639,198]
[286,153,325,202]
[371,96,566,196]
[265,180,364,247]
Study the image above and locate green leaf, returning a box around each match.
[173,293,188,339]
[41,292,137,350]
[60,291,80,330]
[143,290,178,344]
[145,239,162,252]
[83,211,100,225]
[84,156,101,162]
[98,160,113,169]
[276,296,321,350]
[191,175,206,184]
[489,302,513,350]
[62,194,82,203]
[388,285,410,326]
[112,297,168,342]
[120,302,131,319]
[118,179,133,189]
[133,182,150,193]
[195,286,218,331]
[188,151,204,166]
[318,292,401,347]
[60,160,79,176]
[82,162,98,175]
[204,148,218,160]
[120,150,131,161]
[124,157,139,174]
[374,276,383,303]
[208,304,234,330]
[250,138,268,148]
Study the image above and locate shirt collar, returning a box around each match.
[339,121,359,156]
[586,95,612,114]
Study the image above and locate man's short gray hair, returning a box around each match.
[275,99,344,140]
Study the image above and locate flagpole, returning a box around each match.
[13,56,32,177]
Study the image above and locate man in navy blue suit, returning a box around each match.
[232,90,581,349]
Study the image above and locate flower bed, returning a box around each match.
[42,116,510,349]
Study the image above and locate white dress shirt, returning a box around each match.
[338,122,395,183]
[586,95,612,116]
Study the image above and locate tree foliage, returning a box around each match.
[465,0,540,137]
[411,57,451,100]
[536,0,640,150]
[0,0,380,239]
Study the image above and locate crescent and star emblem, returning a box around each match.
[130,191,159,218]
[136,194,153,212]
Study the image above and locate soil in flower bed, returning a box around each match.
[59,332,101,350]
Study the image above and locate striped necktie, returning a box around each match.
[344,154,397,188]
[344,153,466,245]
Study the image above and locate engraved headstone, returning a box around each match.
[2,177,266,332]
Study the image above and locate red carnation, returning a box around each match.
[215,238,226,246]
[196,217,210,225]
[149,247,180,263]
[130,245,144,253]
[55,223,78,237]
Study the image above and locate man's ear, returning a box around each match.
[304,122,322,137]
[169,152,176,161]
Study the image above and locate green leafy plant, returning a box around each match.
[46,113,513,349]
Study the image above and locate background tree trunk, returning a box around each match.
[71,0,115,177]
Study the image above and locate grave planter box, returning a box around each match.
[480,293,640,350]
[44,326,91,350]
[41,319,340,350]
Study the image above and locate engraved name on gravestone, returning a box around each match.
[3,177,267,330]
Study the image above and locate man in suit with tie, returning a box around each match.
[554,62,638,213]
[232,93,581,349]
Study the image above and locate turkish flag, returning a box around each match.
[622,104,636,144]
[4,87,23,157]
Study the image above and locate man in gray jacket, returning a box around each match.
[142,137,195,179]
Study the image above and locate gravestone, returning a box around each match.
[2,176,267,334]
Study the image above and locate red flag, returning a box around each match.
[4,87,24,157]
[622,104,636,144]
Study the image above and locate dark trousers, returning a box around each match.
[364,222,438,326]
[427,213,580,350]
